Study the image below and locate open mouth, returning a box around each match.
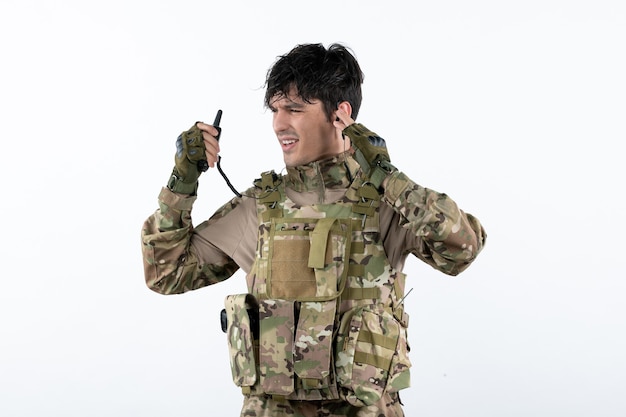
[281,138,299,150]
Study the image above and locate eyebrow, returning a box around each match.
[269,96,307,111]
[284,101,306,109]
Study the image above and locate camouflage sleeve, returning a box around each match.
[383,171,486,276]
[141,187,240,294]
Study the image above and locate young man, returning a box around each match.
[141,43,486,417]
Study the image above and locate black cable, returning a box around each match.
[216,156,243,198]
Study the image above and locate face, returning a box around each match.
[270,89,345,167]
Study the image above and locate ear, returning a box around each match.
[337,101,353,118]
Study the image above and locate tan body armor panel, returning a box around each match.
[224,171,411,406]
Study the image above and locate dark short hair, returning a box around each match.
[264,43,364,121]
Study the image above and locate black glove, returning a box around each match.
[167,123,206,195]
[344,123,396,188]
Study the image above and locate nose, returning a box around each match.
[273,109,288,133]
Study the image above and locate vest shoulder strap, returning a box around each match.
[255,170,284,222]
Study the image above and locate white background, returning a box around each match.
[1,1,625,416]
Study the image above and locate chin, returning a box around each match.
[284,156,301,167]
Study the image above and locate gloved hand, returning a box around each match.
[344,123,396,188]
[167,123,206,195]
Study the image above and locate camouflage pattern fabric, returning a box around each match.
[142,189,241,293]
[294,300,336,384]
[141,123,486,416]
[239,392,404,417]
[383,168,485,275]
[335,304,410,406]
[258,299,296,396]
[225,294,258,388]
[234,153,412,405]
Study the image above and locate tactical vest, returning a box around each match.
[223,167,411,406]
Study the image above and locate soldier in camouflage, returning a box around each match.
[142,43,486,416]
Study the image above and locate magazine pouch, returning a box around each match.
[258,299,296,396]
[293,300,337,390]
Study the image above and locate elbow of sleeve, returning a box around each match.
[453,213,487,265]
[469,221,487,260]
[430,232,486,276]
[437,258,473,277]
[142,246,183,295]
[143,262,172,295]
[452,233,487,275]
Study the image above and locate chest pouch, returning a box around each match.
[266,217,351,302]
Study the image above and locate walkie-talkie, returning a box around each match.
[197,109,222,172]
[196,110,242,198]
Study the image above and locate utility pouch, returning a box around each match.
[258,299,296,396]
[267,217,351,301]
[335,305,412,406]
[224,294,259,388]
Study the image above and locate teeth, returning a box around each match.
[282,139,297,145]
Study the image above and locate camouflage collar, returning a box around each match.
[285,153,360,193]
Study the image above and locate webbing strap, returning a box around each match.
[301,378,323,390]
[354,351,392,371]
[347,264,364,277]
[259,171,278,189]
[350,241,365,254]
[262,209,283,222]
[369,163,393,189]
[259,190,281,204]
[353,183,380,217]
[342,287,380,300]
[357,183,380,200]
[258,171,283,222]
[308,218,336,269]
[358,329,398,350]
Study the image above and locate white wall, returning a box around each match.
[1,1,624,416]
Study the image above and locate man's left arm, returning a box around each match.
[343,121,486,276]
[383,171,486,275]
